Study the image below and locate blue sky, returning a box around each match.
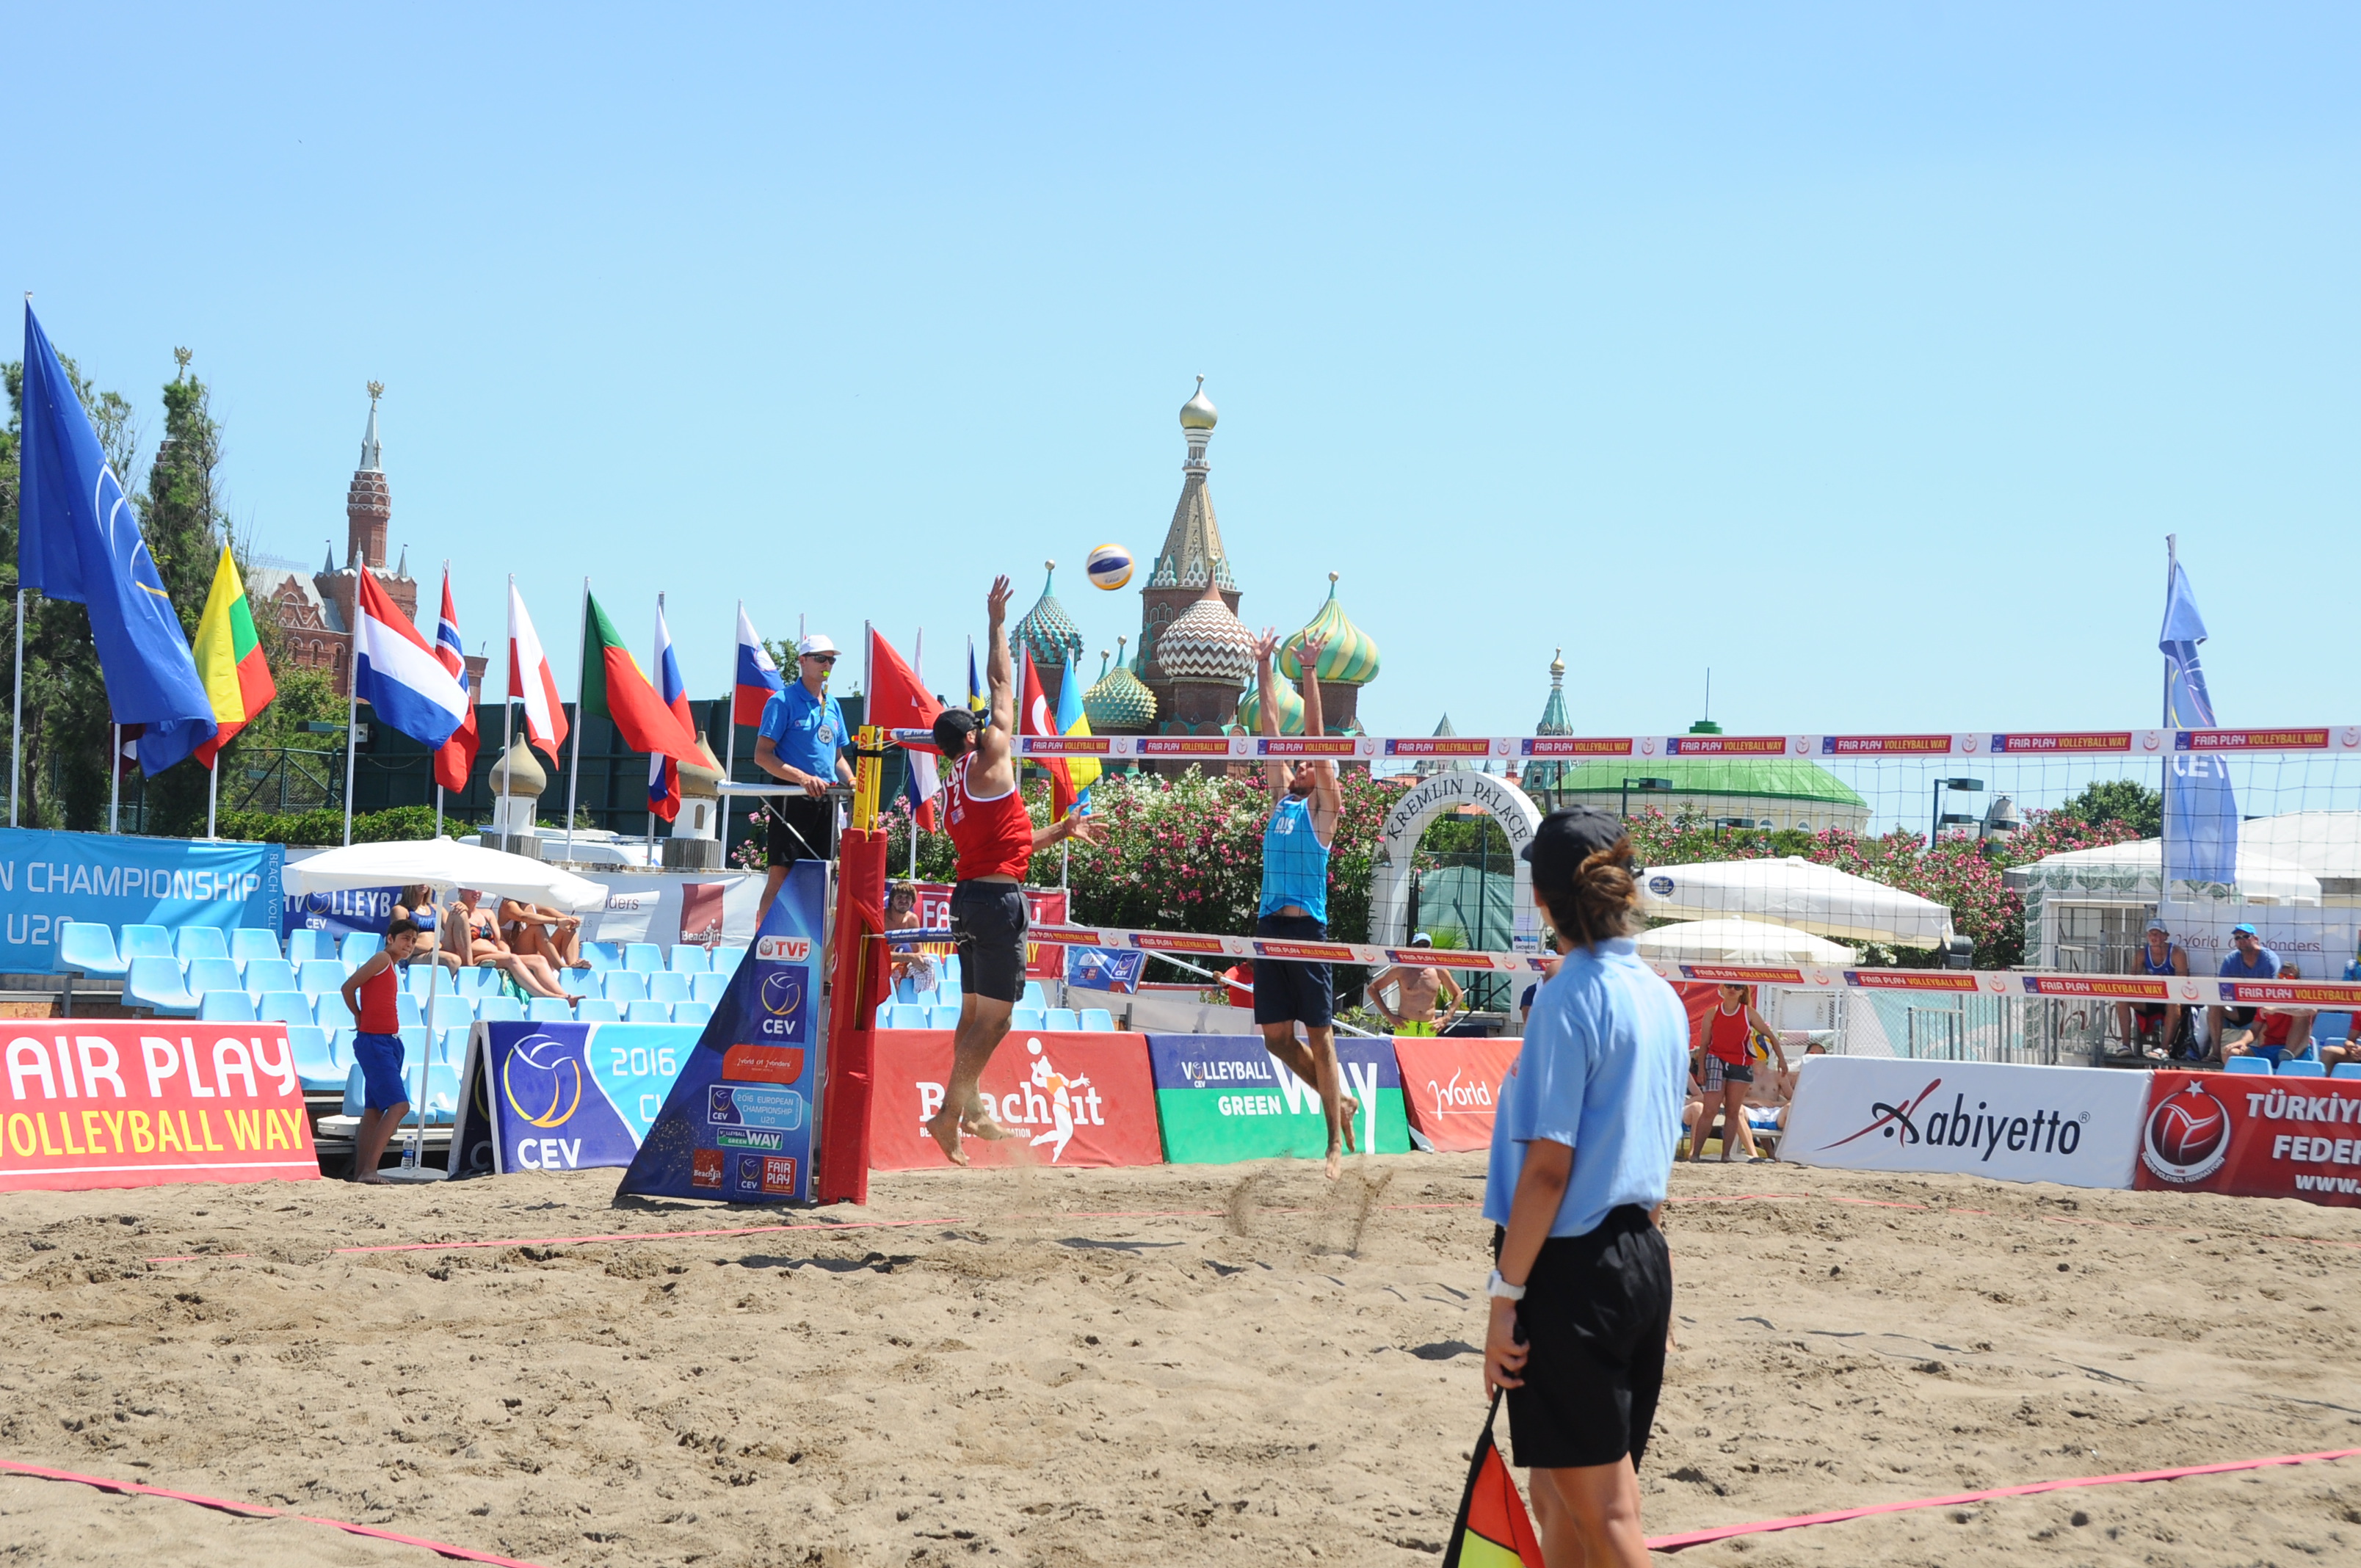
[8,5,2357,742]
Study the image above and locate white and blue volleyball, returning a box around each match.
[1085,543,1134,590]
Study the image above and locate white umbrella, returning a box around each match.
[1639,856,1953,948]
[1636,916,1856,965]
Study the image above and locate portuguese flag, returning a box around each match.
[1443,1396,1544,1567]
[191,546,275,768]
[580,590,702,765]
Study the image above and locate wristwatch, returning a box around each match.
[1487,1269,1526,1302]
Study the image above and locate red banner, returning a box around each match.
[909,882,1069,979]
[1392,1036,1523,1153]
[866,1030,1162,1169]
[2134,1070,2361,1208]
[0,1022,319,1191]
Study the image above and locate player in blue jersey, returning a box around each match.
[1249,628,1355,1177]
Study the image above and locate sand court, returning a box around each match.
[1,1156,2357,1566]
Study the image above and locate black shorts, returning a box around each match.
[766,795,837,867]
[2225,1006,2259,1028]
[1252,913,1333,1028]
[1493,1206,1671,1472]
[951,882,1029,1005]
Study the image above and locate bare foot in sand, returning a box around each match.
[962,1107,1013,1141]
[353,1172,391,1186]
[1325,1144,1343,1180]
[1339,1095,1360,1154]
[924,1107,969,1166]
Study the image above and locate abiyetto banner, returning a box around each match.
[1145,1034,1408,1163]
[1391,1036,1524,1154]
[866,1029,1161,1169]
[1780,1056,2147,1188]
[449,1021,700,1177]
[2133,1070,2361,1209]
[0,1020,319,1191]
[0,828,283,973]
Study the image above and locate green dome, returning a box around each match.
[1236,675,1306,736]
[1548,756,1866,808]
[1012,561,1084,676]
[1279,573,1380,686]
[1084,639,1158,730]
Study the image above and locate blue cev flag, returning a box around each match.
[17,306,217,774]
[2161,559,2238,884]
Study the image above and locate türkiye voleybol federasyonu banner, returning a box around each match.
[450,1021,704,1177]
[617,860,826,1205]
[0,828,283,972]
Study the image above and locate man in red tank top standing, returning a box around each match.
[922,575,1098,1165]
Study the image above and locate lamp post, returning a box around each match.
[1932,777,1983,849]
[1621,775,1673,820]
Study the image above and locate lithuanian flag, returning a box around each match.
[191,546,275,768]
[1442,1396,1545,1567]
[580,590,703,765]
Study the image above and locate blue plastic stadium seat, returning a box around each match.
[340,1064,366,1117]
[668,945,711,975]
[929,1003,963,1029]
[197,990,257,1022]
[560,966,595,995]
[1045,1007,1078,1031]
[2332,1062,2361,1079]
[119,924,176,962]
[579,940,622,973]
[436,1026,471,1067]
[476,995,525,1023]
[286,1025,343,1092]
[175,926,231,963]
[2277,1059,2326,1078]
[287,929,338,965]
[417,1064,460,1125]
[324,1027,352,1064]
[2226,1056,2273,1075]
[458,965,502,998]
[576,998,620,1023]
[940,954,962,985]
[886,1002,929,1029]
[242,958,300,998]
[1009,1007,1047,1032]
[184,957,244,997]
[646,971,692,1005]
[623,942,664,974]
[874,1001,894,1028]
[711,945,747,978]
[1020,980,1047,1009]
[341,932,384,965]
[624,999,672,1023]
[2312,1012,2351,1045]
[1078,1007,1114,1032]
[57,922,126,979]
[690,971,730,1004]
[317,993,356,1030]
[527,997,575,1023]
[424,996,476,1031]
[255,991,313,1026]
[672,1001,714,1027]
[405,963,440,996]
[397,1026,428,1066]
[297,959,349,997]
[392,992,423,1028]
[126,956,198,1016]
[603,970,648,1004]
[229,928,283,968]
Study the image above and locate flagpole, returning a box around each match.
[206,760,218,841]
[910,626,923,880]
[109,725,120,834]
[435,785,443,839]
[10,587,22,828]
[341,685,358,846]
[501,575,516,850]
[563,576,587,863]
[648,592,663,867]
[724,600,741,869]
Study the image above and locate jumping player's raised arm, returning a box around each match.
[1296,631,1342,844]
[1253,628,1289,802]
[971,575,1018,797]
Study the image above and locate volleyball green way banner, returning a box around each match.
[1144,1035,1410,1163]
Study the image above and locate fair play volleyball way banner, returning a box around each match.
[866,1029,1161,1169]
[449,1021,702,1177]
[0,1021,318,1191]
[1145,1034,1408,1163]
[2135,1070,2361,1209]
[1780,1056,2147,1188]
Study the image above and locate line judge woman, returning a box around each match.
[1482,806,1689,1568]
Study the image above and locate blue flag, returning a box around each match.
[2160,559,2237,884]
[17,307,217,774]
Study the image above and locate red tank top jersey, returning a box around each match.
[944,755,1034,883]
[358,962,402,1034]
[1705,1003,1753,1066]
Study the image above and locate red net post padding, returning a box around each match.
[818,829,891,1205]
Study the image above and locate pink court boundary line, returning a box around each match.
[0,1457,551,1567]
[1643,1446,2361,1552]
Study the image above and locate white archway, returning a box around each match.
[1371,771,1545,951]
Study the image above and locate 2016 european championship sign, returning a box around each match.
[449,1020,703,1177]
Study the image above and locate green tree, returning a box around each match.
[2056,778,2162,839]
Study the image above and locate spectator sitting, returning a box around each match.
[2206,923,2280,1064]
[498,899,582,970]
[393,884,462,976]
[449,888,582,1004]
[2222,959,2313,1068]
[2115,919,2190,1060]
[2327,940,2361,1073]
[886,882,937,993]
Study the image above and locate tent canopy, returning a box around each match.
[281,836,608,910]
[1639,856,1952,948]
[2006,836,2321,904]
[1636,916,1856,965]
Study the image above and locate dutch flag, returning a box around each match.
[353,570,469,749]
[734,603,783,726]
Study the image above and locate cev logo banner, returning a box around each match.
[451,1020,700,1175]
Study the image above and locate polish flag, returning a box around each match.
[432,570,479,793]
[507,581,569,761]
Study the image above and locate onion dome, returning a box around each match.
[1280,571,1381,686]
[678,733,725,800]
[487,735,547,799]
[1156,581,1256,683]
[1085,638,1158,730]
[1180,374,1218,431]
[1012,560,1085,675]
[1235,675,1306,736]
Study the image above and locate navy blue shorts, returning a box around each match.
[352,1032,410,1113]
[1252,913,1334,1029]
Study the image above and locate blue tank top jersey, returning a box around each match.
[2141,943,2176,976]
[1259,796,1330,922]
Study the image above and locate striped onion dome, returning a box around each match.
[1279,572,1380,686]
[1012,561,1084,675]
[1156,581,1256,683]
[1235,674,1306,736]
[1084,639,1158,729]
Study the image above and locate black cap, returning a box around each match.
[1521,805,1627,887]
[931,708,977,755]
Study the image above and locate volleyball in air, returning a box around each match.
[1085,544,1134,590]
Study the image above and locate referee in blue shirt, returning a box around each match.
[755,633,855,913]
[1482,806,1688,1568]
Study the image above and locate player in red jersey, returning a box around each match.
[922,574,1098,1165]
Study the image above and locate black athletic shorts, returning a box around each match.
[1493,1205,1671,1471]
[2225,1006,2259,1028]
[766,794,837,867]
[951,882,1029,1005]
[1252,912,1333,1028]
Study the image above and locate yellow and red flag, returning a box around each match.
[1443,1397,1545,1567]
[190,546,275,768]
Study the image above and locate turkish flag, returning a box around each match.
[1019,650,1076,819]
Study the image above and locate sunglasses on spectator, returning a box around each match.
[802,653,837,664]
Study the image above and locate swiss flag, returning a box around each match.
[868,629,945,830]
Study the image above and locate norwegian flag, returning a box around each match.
[432,569,479,793]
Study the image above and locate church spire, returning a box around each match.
[358,380,383,471]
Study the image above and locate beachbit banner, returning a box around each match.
[2134,1070,2361,1209]
[866,1029,1160,1169]
[616,861,827,1205]
[1145,1035,1409,1163]
[449,1021,702,1177]
[0,1020,319,1191]
[1779,1056,2147,1188]
[1391,1037,1525,1154]
[0,828,283,973]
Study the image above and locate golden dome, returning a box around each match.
[679,733,725,799]
[1179,374,1218,432]
[487,735,547,799]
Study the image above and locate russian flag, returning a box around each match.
[353,569,468,749]
[432,569,479,793]
[648,599,691,823]
[508,581,570,761]
[734,605,784,726]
